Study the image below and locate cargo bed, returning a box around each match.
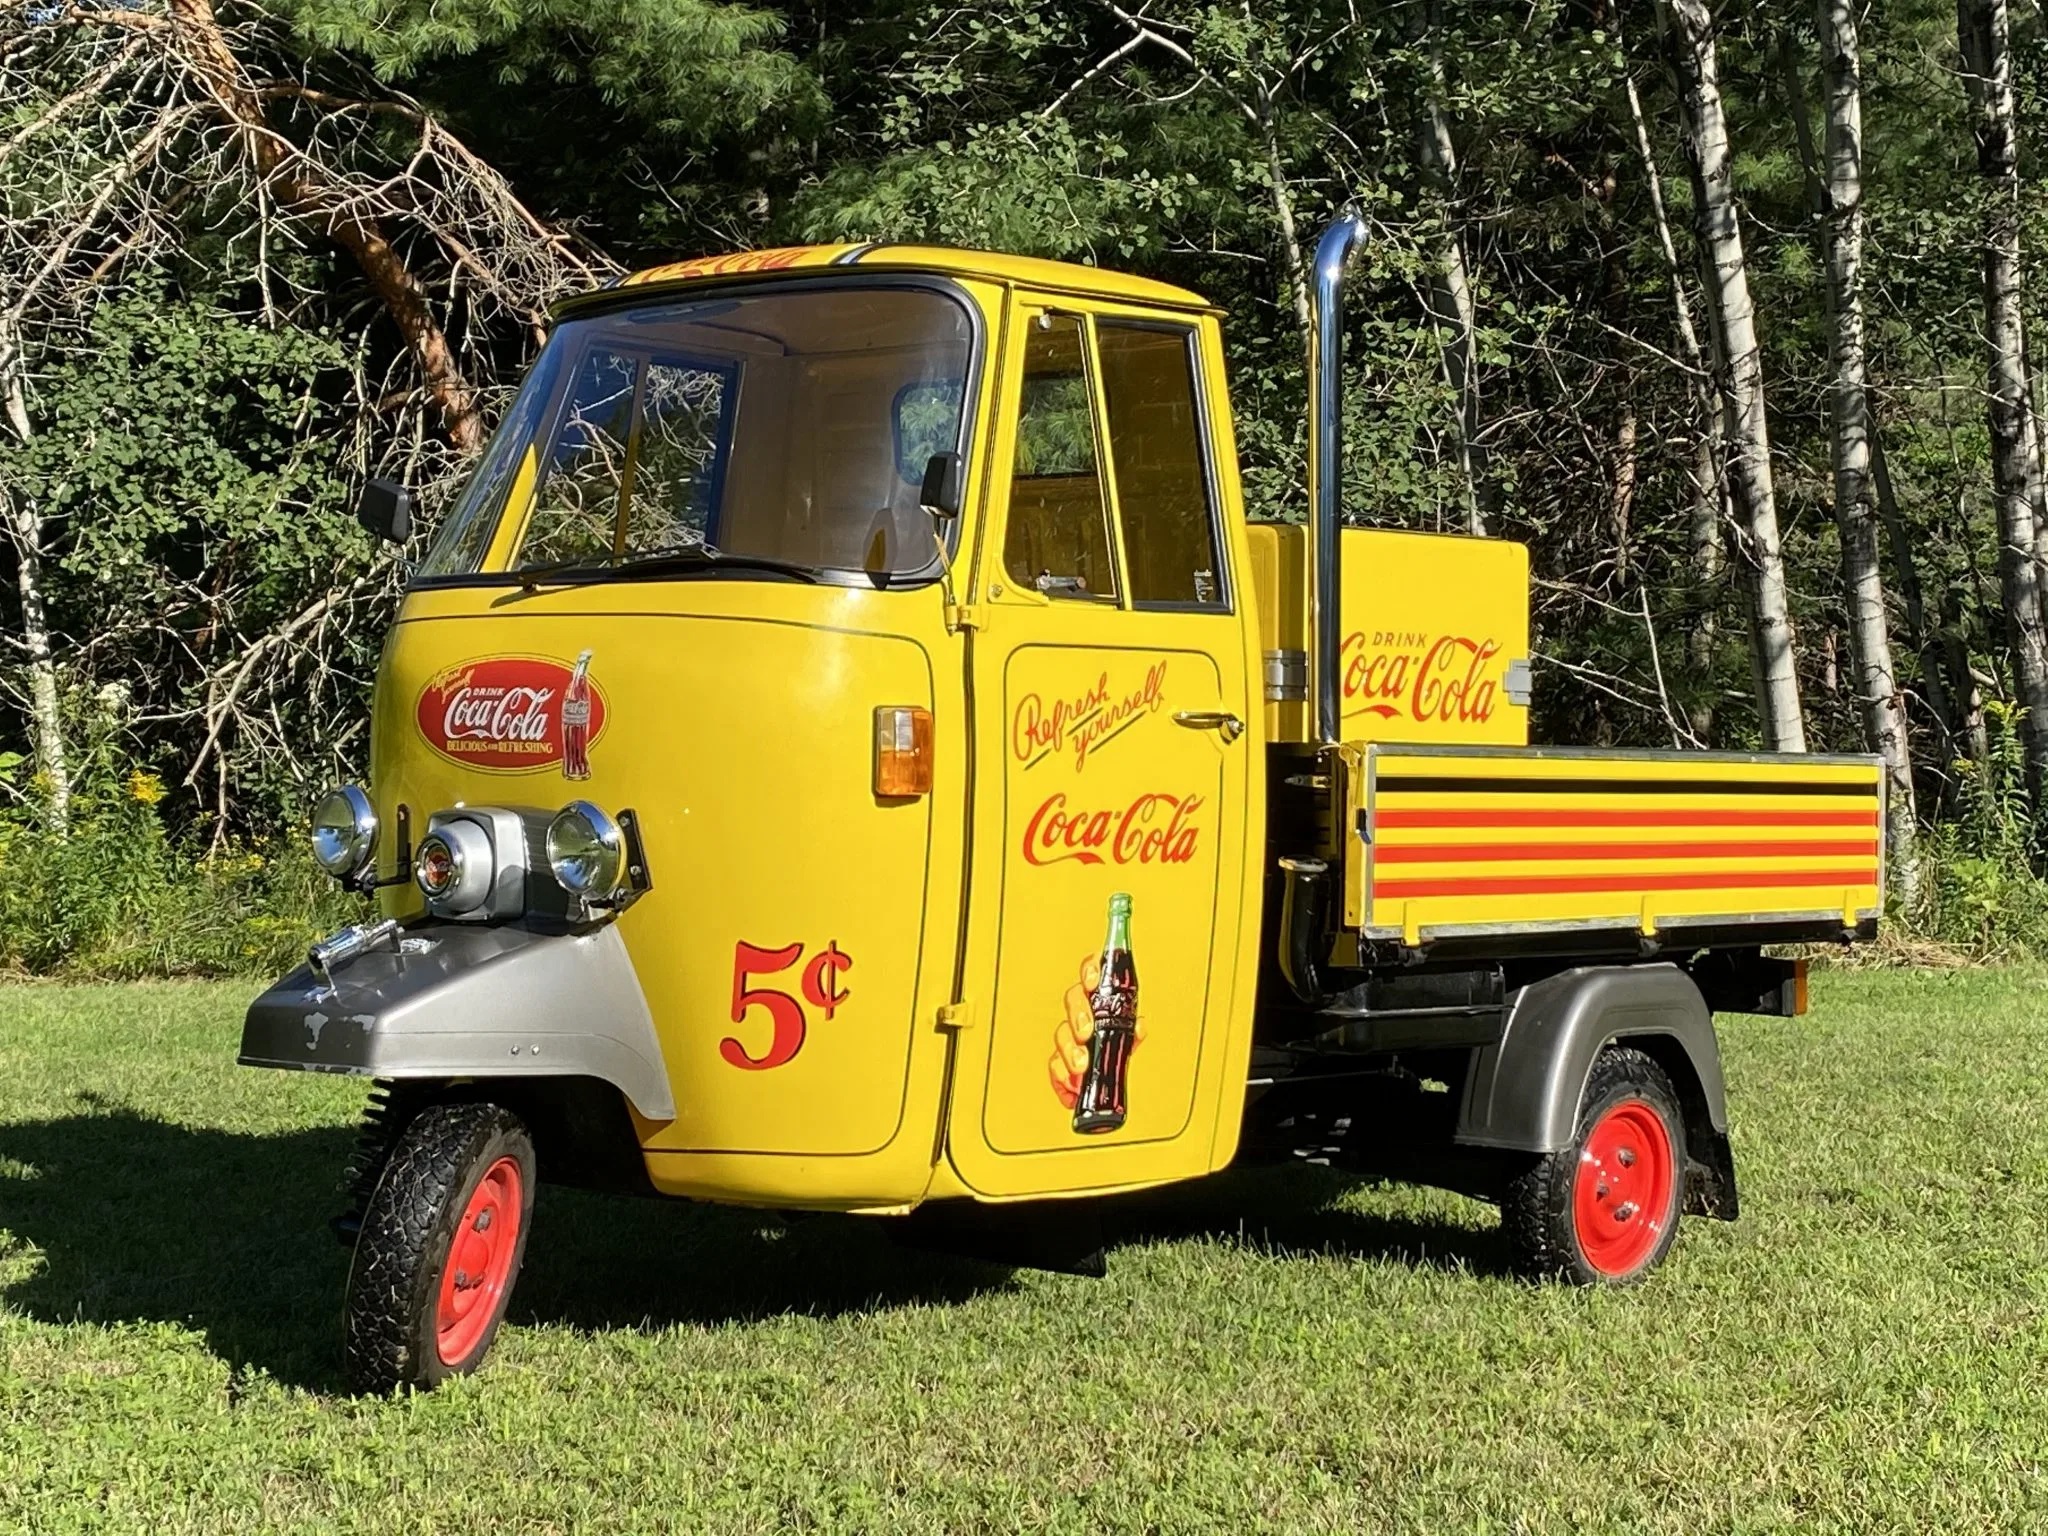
[1341,744,1884,948]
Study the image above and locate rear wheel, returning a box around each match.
[344,1101,535,1393]
[1502,1047,1684,1285]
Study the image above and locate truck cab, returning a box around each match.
[242,231,1882,1393]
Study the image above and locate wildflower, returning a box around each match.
[127,770,166,806]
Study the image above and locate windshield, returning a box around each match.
[418,283,975,583]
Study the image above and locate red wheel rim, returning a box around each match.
[1572,1099,1676,1278]
[436,1155,523,1366]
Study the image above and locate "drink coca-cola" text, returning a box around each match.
[1341,632,1504,724]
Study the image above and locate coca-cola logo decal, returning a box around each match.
[415,654,607,775]
[1342,630,1506,725]
[1022,791,1204,867]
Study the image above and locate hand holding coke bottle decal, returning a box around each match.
[1048,893,1145,1133]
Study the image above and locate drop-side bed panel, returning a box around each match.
[1345,744,1884,945]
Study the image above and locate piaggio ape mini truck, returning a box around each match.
[244,216,1882,1392]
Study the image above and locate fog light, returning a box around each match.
[547,800,624,900]
[311,785,376,880]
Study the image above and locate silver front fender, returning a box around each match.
[239,921,675,1122]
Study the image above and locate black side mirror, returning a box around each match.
[918,452,965,520]
[356,477,413,544]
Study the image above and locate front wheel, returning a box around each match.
[1502,1046,1685,1285]
[345,1101,535,1393]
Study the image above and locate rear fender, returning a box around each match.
[239,921,675,1122]
[1456,962,1737,1220]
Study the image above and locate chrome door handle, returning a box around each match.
[1173,710,1245,744]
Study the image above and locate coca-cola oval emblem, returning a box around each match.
[415,655,606,776]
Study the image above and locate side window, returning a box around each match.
[1097,322,1224,608]
[1003,314,1118,601]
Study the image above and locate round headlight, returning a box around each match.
[311,785,377,879]
[547,800,623,899]
[413,820,495,914]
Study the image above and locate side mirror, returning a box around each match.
[918,452,965,520]
[356,477,413,544]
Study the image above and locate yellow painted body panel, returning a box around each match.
[940,285,1265,1201]
[1245,525,1530,746]
[377,582,966,1209]
[1347,745,1884,942]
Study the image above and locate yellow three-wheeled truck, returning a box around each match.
[244,217,1882,1391]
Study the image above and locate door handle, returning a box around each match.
[1173,710,1246,744]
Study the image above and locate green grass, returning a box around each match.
[3,971,2048,1532]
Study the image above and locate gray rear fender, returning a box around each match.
[1456,962,1737,1219]
[240,921,676,1123]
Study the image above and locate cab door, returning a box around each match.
[947,297,1258,1198]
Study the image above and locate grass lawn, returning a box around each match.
[3,969,2047,1532]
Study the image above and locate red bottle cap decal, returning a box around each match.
[416,656,607,774]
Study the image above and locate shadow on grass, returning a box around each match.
[0,1102,1013,1390]
[1105,1165,1511,1278]
[0,1106,1504,1391]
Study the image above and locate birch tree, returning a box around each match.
[1958,0,2048,804]
[1816,0,1917,895]
[1656,0,1808,752]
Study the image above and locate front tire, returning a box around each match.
[344,1101,535,1394]
[1502,1046,1684,1285]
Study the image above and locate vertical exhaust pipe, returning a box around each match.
[1307,210,1369,747]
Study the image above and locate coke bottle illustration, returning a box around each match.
[1072,892,1138,1134]
[561,649,594,781]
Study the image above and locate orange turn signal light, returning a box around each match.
[874,706,933,797]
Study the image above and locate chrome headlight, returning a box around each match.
[414,820,495,915]
[546,800,624,900]
[311,785,377,880]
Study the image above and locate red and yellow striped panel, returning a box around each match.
[1349,746,1884,942]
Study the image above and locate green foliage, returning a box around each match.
[0,705,361,978]
[1910,702,2048,958]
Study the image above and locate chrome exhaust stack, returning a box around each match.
[1307,210,1369,748]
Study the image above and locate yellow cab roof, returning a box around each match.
[601,242,1218,314]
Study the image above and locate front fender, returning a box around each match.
[239,921,675,1122]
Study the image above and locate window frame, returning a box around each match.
[999,308,1126,606]
[1091,316,1233,616]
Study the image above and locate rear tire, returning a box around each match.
[1502,1046,1684,1285]
[344,1101,535,1394]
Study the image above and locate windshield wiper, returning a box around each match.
[516,542,818,590]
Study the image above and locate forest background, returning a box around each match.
[3,0,2047,975]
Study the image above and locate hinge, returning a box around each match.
[937,1000,976,1031]
[946,603,984,632]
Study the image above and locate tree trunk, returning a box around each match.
[1817,0,1917,898]
[1958,0,2048,803]
[1657,0,1807,751]
[0,323,68,832]
[160,0,485,454]
[1413,0,1491,536]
